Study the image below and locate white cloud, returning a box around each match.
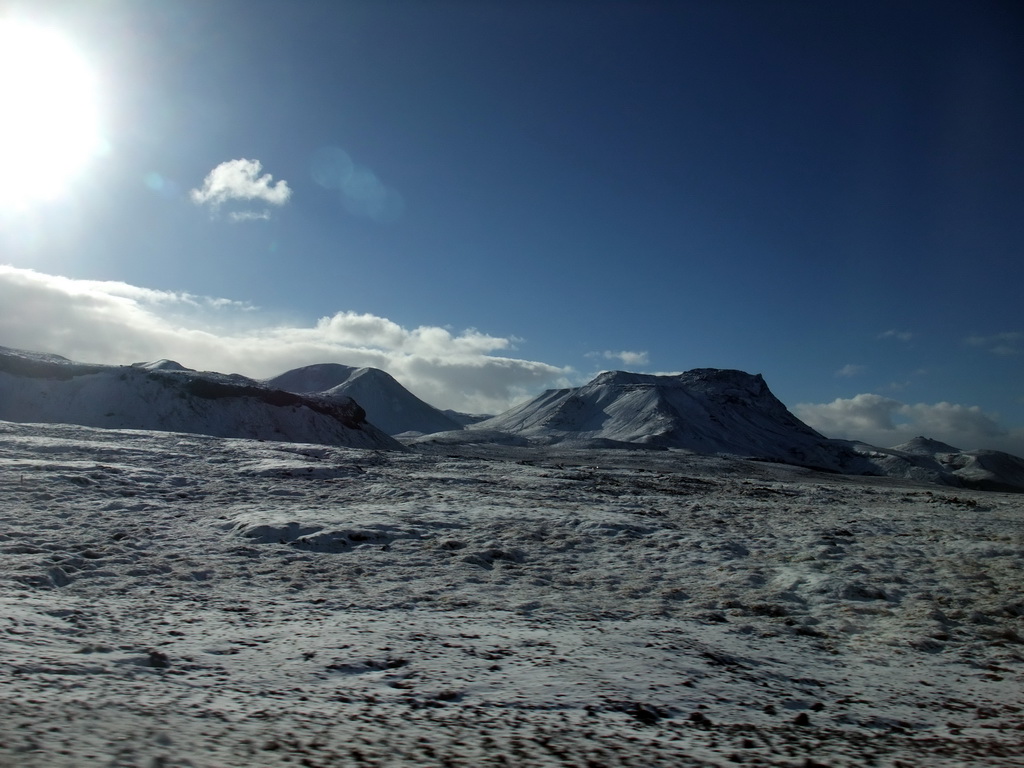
[835,364,866,378]
[794,393,1024,456]
[878,329,914,342]
[0,265,569,414]
[190,158,292,220]
[589,350,649,367]
[966,332,1022,356]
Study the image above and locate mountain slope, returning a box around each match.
[265,364,462,436]
[0,347,401,450]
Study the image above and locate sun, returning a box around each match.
[0,19,102,209]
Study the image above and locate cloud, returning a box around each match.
[966,332,1022,356]
[0,265,570,414]
[878,329,914,342]
[835,364,865,378]
[794,393,1024,456]
[588,350,650,367]
[190,158,292,220]
[228,211,271,222]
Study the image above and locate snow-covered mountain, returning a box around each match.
[844,438,1024,493]
[3,347,1022,491]
[265,363,463,436]
[471,369,848,467]
[0,347,401,450]
[423,369,1023,491]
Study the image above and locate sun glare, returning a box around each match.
[0,20,102,209]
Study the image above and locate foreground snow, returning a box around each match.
[1,421,1022,767]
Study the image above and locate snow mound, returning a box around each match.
[266,364,463,436]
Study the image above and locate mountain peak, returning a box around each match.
[892,436,962,455]
[267,363,462,436]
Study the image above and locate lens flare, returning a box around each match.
[0,20,103,209]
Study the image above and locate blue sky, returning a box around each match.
[2,0,1022,454]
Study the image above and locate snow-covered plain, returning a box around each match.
[2,420,1022,767]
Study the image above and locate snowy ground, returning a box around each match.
[1,421,1022,767]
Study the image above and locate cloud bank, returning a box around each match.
[0,266,568,414]
[794,393,1024,457]
[190,158,292,220]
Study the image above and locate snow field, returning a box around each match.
[1,421,1022,767]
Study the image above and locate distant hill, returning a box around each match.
[265,363,463,436]
[0,347,401,450]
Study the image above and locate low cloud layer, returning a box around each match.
[794,393,1024,457]
[190,158,292,220]
[0,266,568,414]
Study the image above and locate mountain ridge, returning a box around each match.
[2,347,1021,491]
[0,346,401,450]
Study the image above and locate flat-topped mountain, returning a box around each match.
[474,368,843,468]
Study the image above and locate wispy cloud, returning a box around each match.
[228,210,271,222]
[794,393,1023,456]
[835,364,866,378]
[588,350,649,367]
[966,332,1022,356]
[190,158,292,220]
[878,329,914,342]
[0,265,569,414]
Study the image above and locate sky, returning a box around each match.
[1,0,1022,455]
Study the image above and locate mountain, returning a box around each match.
[0,346,401,450]
[852,438,1024,493]
[3,347,1021,491]
[265,363,463,436]
[472,369,851,468]
[448,370,1024,491]
[891,436,962,455]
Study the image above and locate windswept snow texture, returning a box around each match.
[0,347,401,450]
[1,420,1023,767]
[266,363,463,436]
